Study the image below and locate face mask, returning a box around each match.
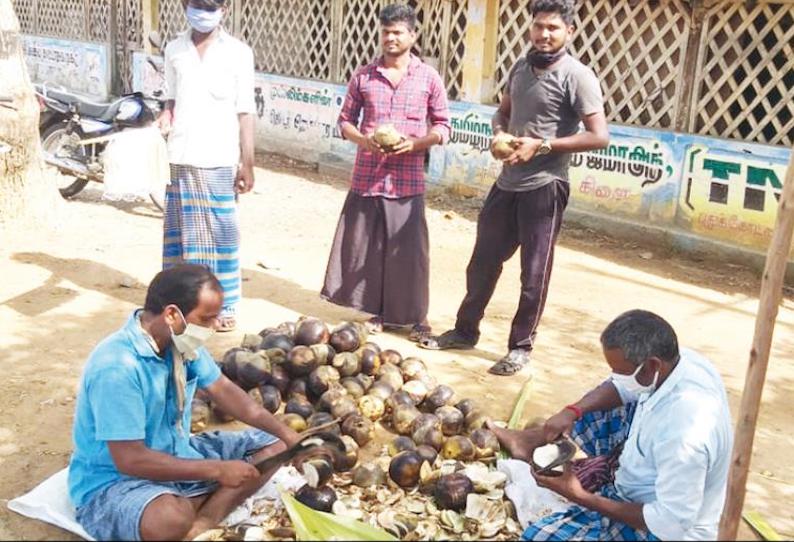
[186,5,223,34]
[611,361,659,396]
[170,307,215,360]
[528,48,567,69]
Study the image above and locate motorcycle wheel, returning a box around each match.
[41,122,89,198]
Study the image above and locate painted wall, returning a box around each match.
[22,35,110,100]
[125,63,792,261]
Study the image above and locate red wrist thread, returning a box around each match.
[565,404,583,419]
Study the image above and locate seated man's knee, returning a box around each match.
[140,494,195,541]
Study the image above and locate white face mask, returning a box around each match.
[611,361,659,396]
[186,5,223,34]
[170,308,215,360]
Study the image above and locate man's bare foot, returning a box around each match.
[486,420,546,463]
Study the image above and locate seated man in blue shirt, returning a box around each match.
[490,310,734,541]
[68,264,303,541]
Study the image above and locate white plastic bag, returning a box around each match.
[497,458,571,529]
[102,125,169,202]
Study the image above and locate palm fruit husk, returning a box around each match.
[380,349,403,366]
[340,377,366,400]
[259,332,294,352]
[294,317,330,346]
[455,398,477,418]
[465,409,489,432]
[330,395,358,420]
[416,444,438,466]
[402,380,428,404]
[307,366,341,397]
[240,333,262,351]
[309,344,335,365]
[412,423,444,451]
[351,463,387,488]
[367,381,394,402]
[285,395,315,419]
[436,405,465,436]
[220,347,246,383]
[302,458,335,488]
[386,390,414,413]
[411,413,441,433]
[331,351,361,377]
[190,398,211,433]
[491,132,518,160]
[388,435,417,456]
[288,377,309,400]
[362,341,381,354]
[373,124,404,152]
[434,473,474,511]
[353,373,374,392]
[388,450,423,488]
[441,435,476,461]
[317,386,348,412]
[377,370,403,392]
[307,412,341,435]
[285,346,319,377]
[391,403,422,435]
[341,414,375,446]
[470,428,501,458]
[329,322,362,353]
[399,357,426,380]
[295,484,337,513]
[278,412,308,433]
[267,364,291,397]
[423,385,455,411]
[236,351,272,390]
[358,394,385,421]
[333,434,359,471]
[413,370,437,390]
[357,346,381,376]
[263,347,287,366]
[249,384,281,413]
[274,321,297,339]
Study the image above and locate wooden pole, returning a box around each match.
[718,144,794,540]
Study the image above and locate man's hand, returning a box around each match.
[359,134,386,156]
[216,460,260,488]
[543,409,578,443]
[389,137,415,155]
[533,463,589,503]
[504,137,542,165]
[235,164,255,194]
[156,110,172,136]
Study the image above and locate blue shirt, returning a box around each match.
[613,348,734,540]
[68,310,221,508]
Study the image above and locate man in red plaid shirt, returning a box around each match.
[321,3,451,340]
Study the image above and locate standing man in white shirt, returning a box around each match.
[158,0,256,332]
[489,310,734,541]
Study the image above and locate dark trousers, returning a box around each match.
[455,181,569,350]
[321,192,429,326]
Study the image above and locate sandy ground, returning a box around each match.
[1,153,793,540]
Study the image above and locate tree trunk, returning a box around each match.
[0,0,60,231]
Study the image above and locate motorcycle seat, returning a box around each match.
[41,88,129,122]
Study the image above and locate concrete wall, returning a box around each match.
[22,35,111,100]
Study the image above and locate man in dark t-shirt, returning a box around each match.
[421,0,609,375]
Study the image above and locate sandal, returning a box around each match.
[488,349,531,376]
[418,329,476,351]
[408,324,433,343]
[217,315,237,333]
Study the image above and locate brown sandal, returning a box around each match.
[217,316,237,333]
[408,324,433,343]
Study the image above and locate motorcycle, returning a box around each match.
[36,34,167,210]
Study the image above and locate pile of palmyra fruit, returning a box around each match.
[192,317,525,540]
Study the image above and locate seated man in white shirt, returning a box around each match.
[490,309,734,541]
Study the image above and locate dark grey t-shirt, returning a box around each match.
[497,54,604,192]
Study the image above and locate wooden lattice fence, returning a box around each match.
[690,0,794,147]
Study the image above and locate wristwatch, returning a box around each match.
[536,138,553,156]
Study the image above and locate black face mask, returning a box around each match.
[527,48,567,69]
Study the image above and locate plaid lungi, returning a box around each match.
[163,165,241,314]
[523,401,659,541]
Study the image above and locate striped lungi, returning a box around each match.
[523,400,659,541]
[163,164,241,315]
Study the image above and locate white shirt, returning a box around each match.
[164,29,255,168]
[613,348,734,540]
